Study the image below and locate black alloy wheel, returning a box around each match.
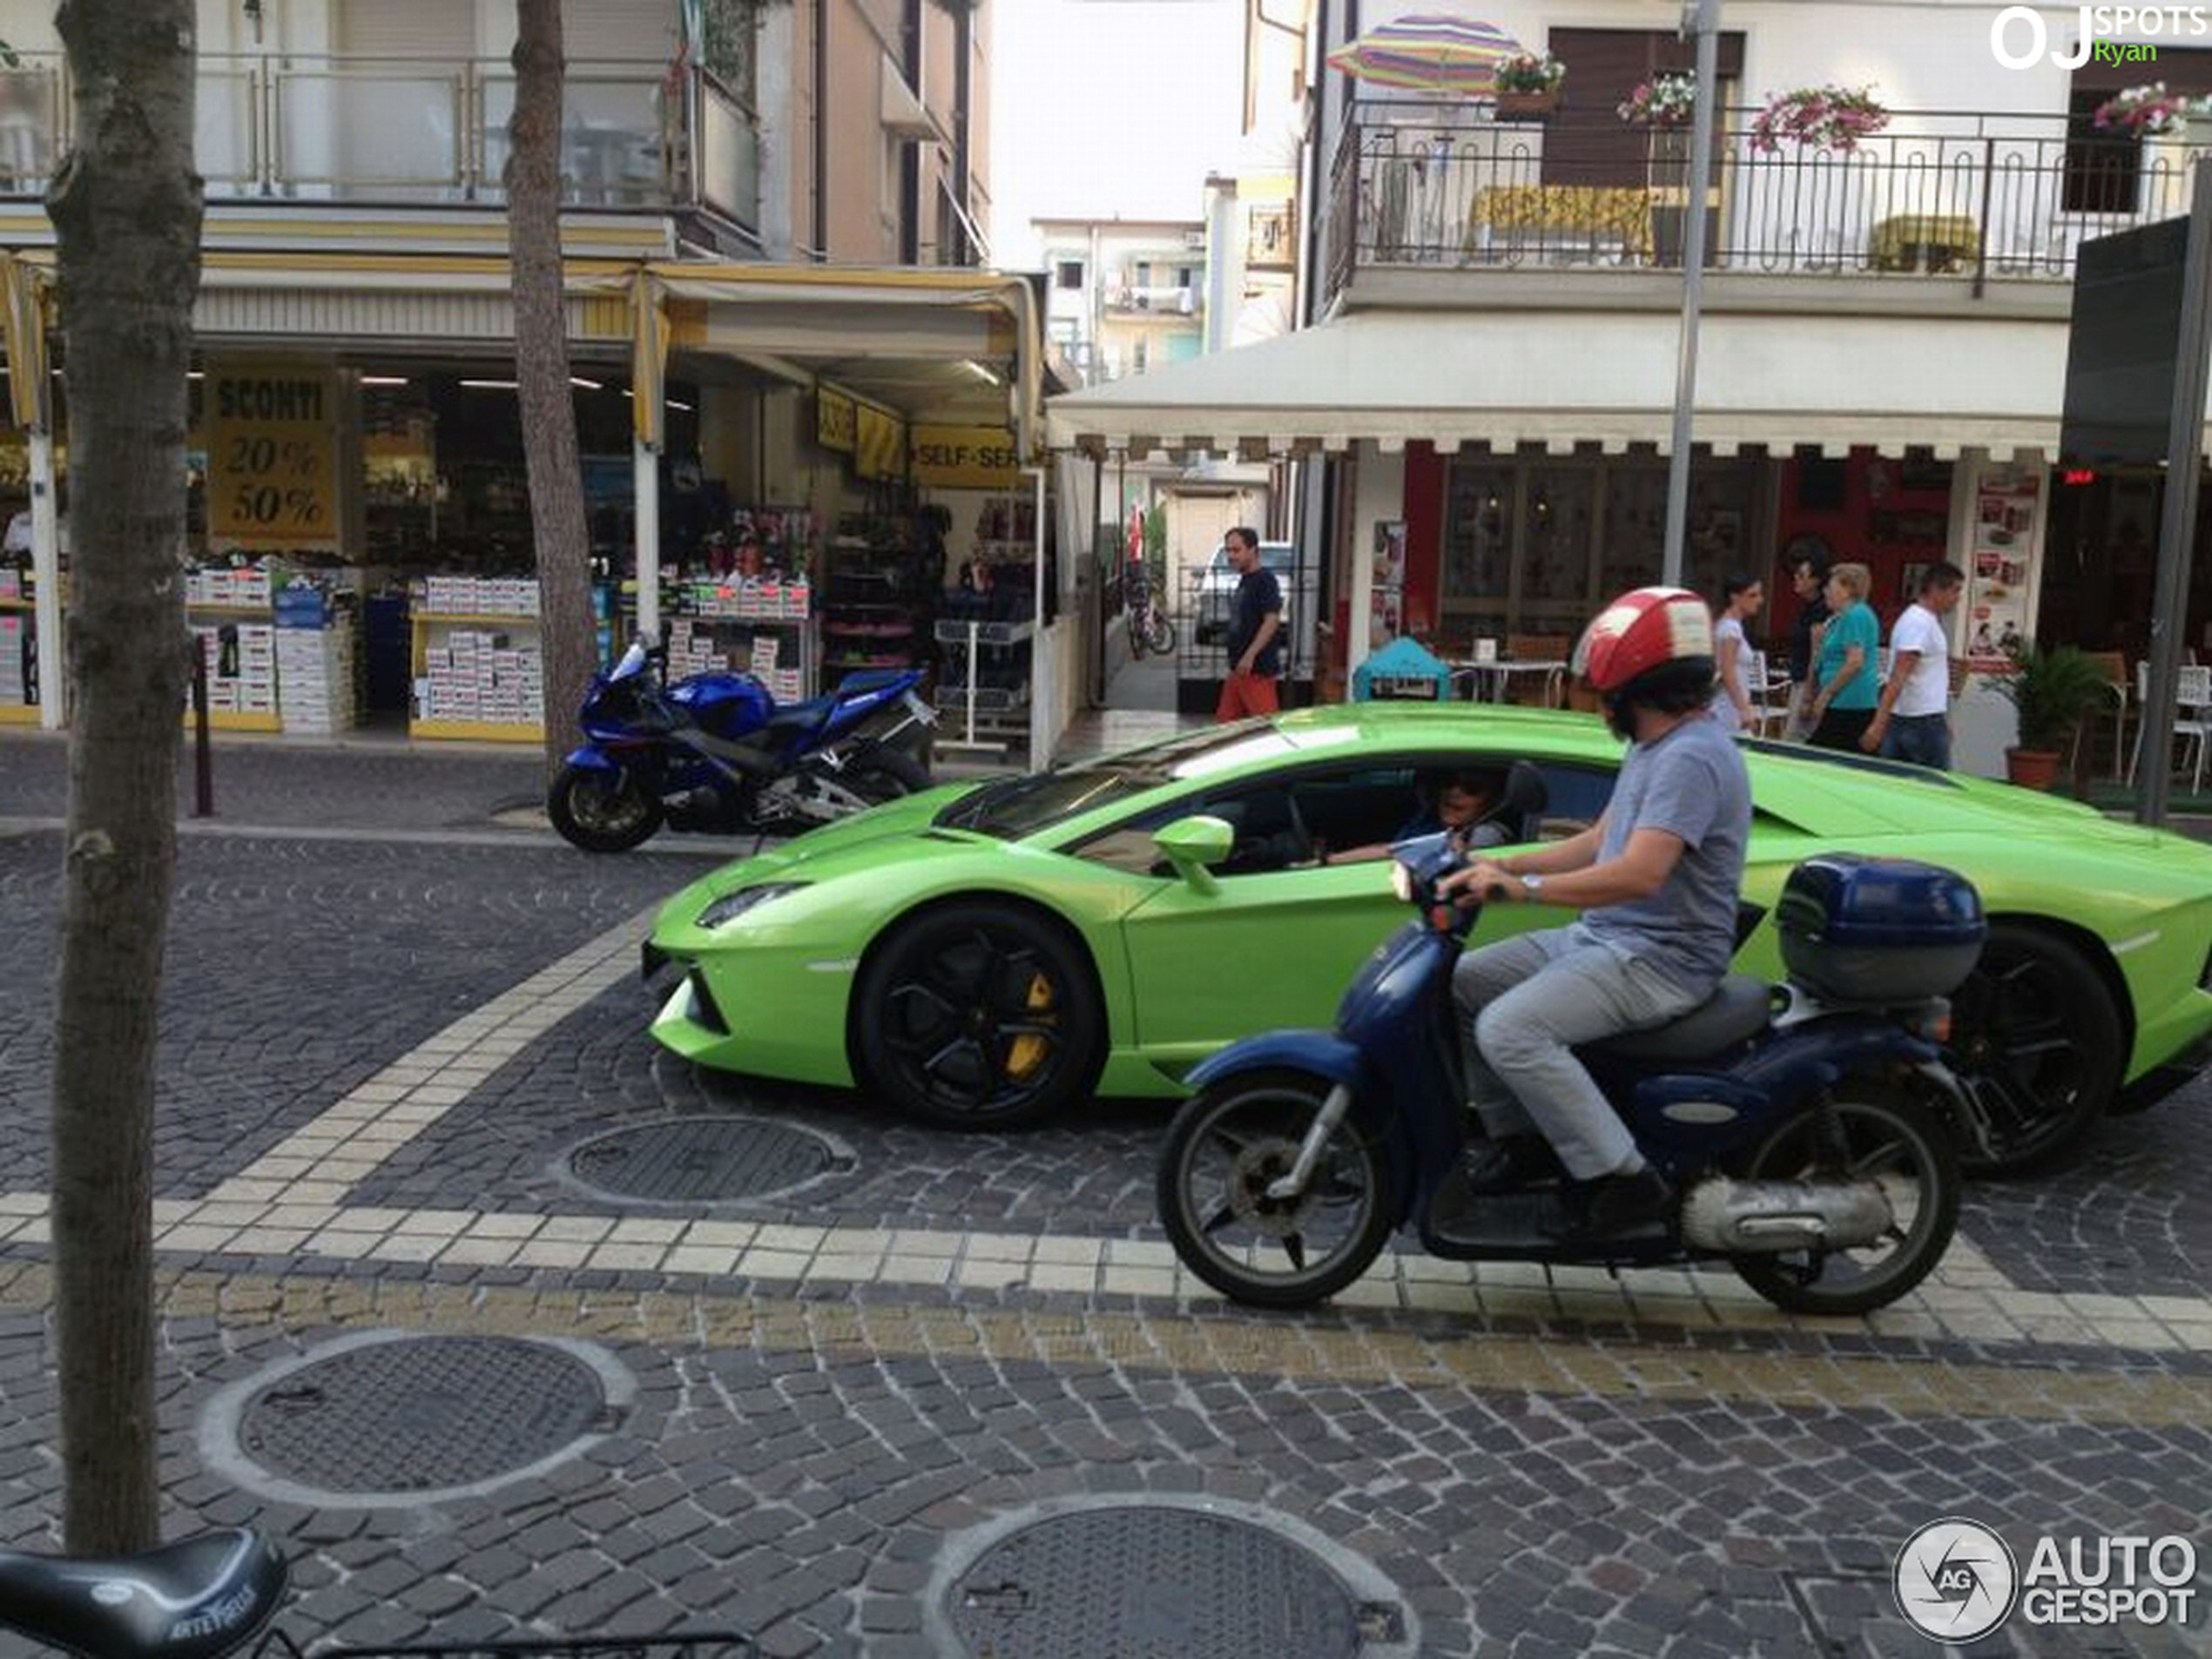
[1946,922,2121,1176]
[856,903,1102,1129]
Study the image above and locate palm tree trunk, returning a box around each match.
[508,0,596,778]
[45,0,204,1553]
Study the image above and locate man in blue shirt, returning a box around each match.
[1215,526,1284,722]
[1445,588,1752,1244]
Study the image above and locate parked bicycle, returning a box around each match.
[1125,563,1176,659]
[0,1526,757,1658]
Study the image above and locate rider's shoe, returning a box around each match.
[1542,1164,1675,1244]
[1460,1134,1567,1196]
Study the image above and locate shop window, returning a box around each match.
[1514,468,1597,631]
[1442,463,1514,644]
[1132,337,1150,373]
[1056,259,1085,289]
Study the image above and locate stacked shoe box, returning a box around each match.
[190,623,277,717]
[276,627,356,734]
[421,629,543,726]
[0,614,25,707]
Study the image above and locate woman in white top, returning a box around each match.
[1710,574,1764,733]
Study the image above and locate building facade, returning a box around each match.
[1049,1,2212,767]
[0,0,1082,765]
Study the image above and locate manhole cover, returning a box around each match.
[946,1506,1391,1658]
[566,1117,846,1204]
[238,1336,610,1493]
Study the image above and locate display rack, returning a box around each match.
[934,616,1034,754]
[185,568,283,732]
[0,592,39,725]
[408,576,543,742]
[672,577,814,703]
[820,536,935,692]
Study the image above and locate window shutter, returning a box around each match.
[1542,27,1745,189]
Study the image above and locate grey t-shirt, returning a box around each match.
[1578,713,1751,989]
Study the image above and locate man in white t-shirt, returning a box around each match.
[1862,561,1965,768]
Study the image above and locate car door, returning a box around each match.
[1082,755,1550,1064]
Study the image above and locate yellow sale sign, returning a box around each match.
[911,424,1020,489]
[208,362,339,545]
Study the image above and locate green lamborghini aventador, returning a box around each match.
[644,704,2212,1171]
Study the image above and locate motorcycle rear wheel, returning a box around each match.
[844,745,931,804]
[1157,1069,1395,1309]
[547,762,663,853]
[1729,1083,1959,1317]
[1143,610,1177,657]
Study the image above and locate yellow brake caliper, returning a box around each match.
[1005,972,1055,1080]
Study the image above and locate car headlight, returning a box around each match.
[1390,861,1414,904]
[695,881,808,929]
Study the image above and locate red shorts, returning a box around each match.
[1216,670,1280,722]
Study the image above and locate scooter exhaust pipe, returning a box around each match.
[1678,1177,1894,1253]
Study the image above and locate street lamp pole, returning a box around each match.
[1662,0,1721,587]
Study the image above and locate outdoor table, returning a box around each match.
[1450,658,1568,706]
[1467,185,1655,263]
[1871,214,1980,273]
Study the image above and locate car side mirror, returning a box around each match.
[1153,813,1234,894]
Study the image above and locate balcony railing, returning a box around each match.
[1325,104,2209,303]
[0,51,759,233]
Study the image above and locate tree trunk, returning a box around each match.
[45,0,203,1554]
[508,0,596,779]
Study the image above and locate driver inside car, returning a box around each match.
[1438,587,1753,1244]
[1319,767,1511,866]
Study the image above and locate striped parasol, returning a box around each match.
[1325,14,1523,94]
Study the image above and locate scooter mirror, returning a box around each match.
[1153,814,1235,894]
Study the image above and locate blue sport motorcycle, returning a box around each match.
[549,640,935,852]
[1156,772,1982,1317]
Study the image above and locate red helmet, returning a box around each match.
[1572,587,1715,694]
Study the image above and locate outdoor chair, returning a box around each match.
[2128,661,2212,794]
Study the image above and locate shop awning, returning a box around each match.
[1045,306,2193,461]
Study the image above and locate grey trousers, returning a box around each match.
[1450,926,1710,1181]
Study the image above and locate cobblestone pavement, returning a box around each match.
[1,765,2210,1656]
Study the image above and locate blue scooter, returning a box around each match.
[1155,770,1983,1317]
[549,637,935,852]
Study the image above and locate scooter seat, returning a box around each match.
[1581,974,1774,1063]
[0,1528,288,1659]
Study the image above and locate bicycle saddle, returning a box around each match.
[0,1528,287,1659]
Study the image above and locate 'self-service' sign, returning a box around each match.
[209,363,339,545]
[911,425,1020,489]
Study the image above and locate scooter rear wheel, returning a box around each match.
[1157,1069,1396,1310]
[1729,1083,1959,1317]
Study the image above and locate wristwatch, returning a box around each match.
[1519,873,1545,899]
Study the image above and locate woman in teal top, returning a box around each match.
[1809,561,1880,752]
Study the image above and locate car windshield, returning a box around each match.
[935,721,1305,839]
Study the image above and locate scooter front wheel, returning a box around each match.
[1157,1068,1395,1310]
[1729,1082,1959,1317]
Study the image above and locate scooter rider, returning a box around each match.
[1440,587,1753,1244]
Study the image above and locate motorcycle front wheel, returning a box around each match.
[547,762,663,853]
[1157,1068,1396,1310]
[1729,1083,1959,1317]
[1143,610,1177,657]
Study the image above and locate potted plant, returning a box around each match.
[1995,643,2111,790]
[1492,51,1565,118]
[2092,82,2202,137]
[1750,84,1890,153]
[1616,71,1696,128]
